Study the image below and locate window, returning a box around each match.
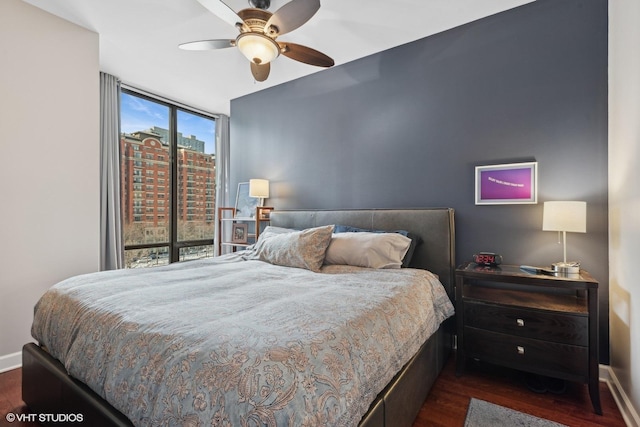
[120,90,216,268]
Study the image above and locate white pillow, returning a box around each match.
[259,225,298,235]
[324,232,412,269]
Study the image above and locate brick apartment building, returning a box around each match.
[120,128,215,245]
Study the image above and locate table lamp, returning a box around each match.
[542,201,586,274]
[249,179,269,207]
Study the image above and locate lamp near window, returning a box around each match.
[542,201,586,274]
[249,179,269,207]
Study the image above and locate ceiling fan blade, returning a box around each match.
[265,0,320,37]
[279,42,334,67]
[179,39,235,50]
[251,62,271,82]
[195,0,248,31]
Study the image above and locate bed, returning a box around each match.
[22,208,456,427]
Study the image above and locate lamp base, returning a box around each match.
[551,261,580,275]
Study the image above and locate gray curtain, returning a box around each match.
[100,72,124,270]
[214,114,230,256]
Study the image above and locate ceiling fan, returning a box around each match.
[180,0,335,82]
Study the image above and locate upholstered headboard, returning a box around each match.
[269,208,456,298]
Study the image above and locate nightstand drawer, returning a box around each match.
[465,327,588,380]
[464,301,588,346]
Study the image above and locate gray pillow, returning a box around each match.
[245,225,334,272]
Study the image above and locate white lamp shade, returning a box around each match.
[542,201,586,233]
[236,33,280,64]
[249,179,269,199]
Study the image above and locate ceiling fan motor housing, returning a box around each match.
[249,0,271,10]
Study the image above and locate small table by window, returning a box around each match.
[217,206,273,254]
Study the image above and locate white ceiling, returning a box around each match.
[23,0,533,115]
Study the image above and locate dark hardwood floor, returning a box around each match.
[0,368,37,427]
[0,354,627,427]
[414,356,626,427]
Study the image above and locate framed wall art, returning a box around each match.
[231,223,248,244]
[234,182,259,218]
[475,162,538,205]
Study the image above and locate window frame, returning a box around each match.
[121,88,216,265]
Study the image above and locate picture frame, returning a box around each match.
[475,161,537,205]
[258,207,272,220]
[234,182,259,218]
[231,223,248,244]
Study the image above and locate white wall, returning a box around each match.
[609,1,640,424]
[0,0,100,368]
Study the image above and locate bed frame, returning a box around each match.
[23,208,455,427]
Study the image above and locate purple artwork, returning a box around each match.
[475,162,537,204]
[480,167,532,200]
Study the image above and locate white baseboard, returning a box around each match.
[600,364,640,427]
[0,351,21,373]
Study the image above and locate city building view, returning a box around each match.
[120,126,216,267]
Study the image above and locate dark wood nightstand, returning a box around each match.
[455,262,601,414]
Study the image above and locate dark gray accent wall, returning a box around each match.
[230,0,609,362]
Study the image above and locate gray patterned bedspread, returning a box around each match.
[31,254,454,427]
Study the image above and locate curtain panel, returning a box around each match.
[214,114,230,255]
[99,72,124,270]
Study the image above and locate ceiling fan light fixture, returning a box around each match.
[236,33,280,64]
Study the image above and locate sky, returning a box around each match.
[120,92,216,154]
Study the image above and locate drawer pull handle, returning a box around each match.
[517,318,525,327]
[517,346,525,355]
